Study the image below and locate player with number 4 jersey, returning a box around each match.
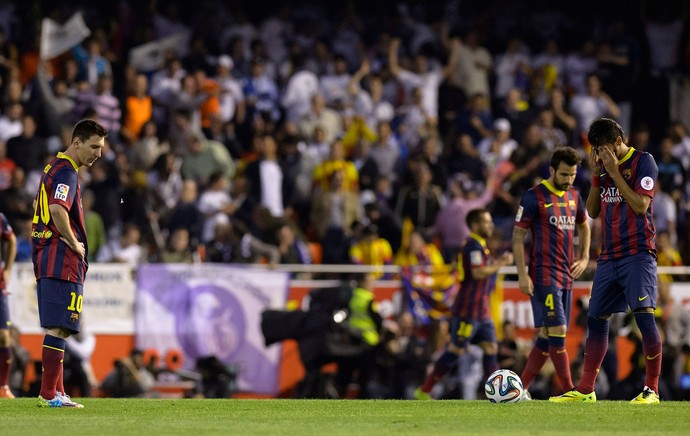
[31,119,107,409]
[513,147,590,399]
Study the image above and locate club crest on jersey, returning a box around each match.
[641,176,654,191]
[55,183,70,201]
[569,199,576,210]
[622,169,632,180]
[70,312,79,323]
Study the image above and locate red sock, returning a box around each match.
[40,335,66,400]
[548,335,574,393]
[635,312,662,394]
[57,365,65,395]
[577,318,609,394]
[520,336,549,389]
[0,347,11,386]
[420,350,457,393]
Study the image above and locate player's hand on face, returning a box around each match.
[597,145,619,174]
[589,147,602,175]
[518,275,534,296]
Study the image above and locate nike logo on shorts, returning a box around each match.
[646,353,661,360]
[638,295,649,301]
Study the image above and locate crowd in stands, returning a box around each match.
[2,0,690,399]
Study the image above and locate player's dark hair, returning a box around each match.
[72,119,108,142]
[587,118,626,148]
[466,208,489,228]
[550,146,582,169]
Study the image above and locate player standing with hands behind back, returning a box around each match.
[512,147,590,399]
[550,118,661,404]
[32,119,107,408]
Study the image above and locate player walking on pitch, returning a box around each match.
[414,208,514,399]
[550,118,661,404]
[32,119,107,408]
[512,147,590,399]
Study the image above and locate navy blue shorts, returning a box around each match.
[531,286,571,328]
[588,252,657,318]
[0,291,9,329]
[449,317,496,348]
[36,278,83,334]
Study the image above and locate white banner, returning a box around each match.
[7,262,136,334]
[135,264,289,395]
[40,11,91,60]
[128,32,189,72]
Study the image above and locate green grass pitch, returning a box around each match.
[2,398,689,435]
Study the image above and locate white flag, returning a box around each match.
[40,11,91,60]
[128,33,187,72]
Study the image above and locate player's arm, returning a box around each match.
[471,252,514,280]
[598,146,652,215]
[49,203,85,259]
[571,221,591,279]
[586,149,602,218]
[585,184,601,219]
[608,170,652,215]
[2,232,16,285]
[511,226,533,296]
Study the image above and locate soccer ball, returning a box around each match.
[484,369,524,403]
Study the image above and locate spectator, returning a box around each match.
[180,129,235,189]
[349,224,393,279]
[275,222,311,266]
[310,169,360,264]
[6,114,47,173]
[83,189,106,263]
[97,223,146,266]
[71,37,112,87]
[0,102,22,143]
[159,228,195,263]
[434,172,495,262]
[244,134,286,218]
[101,349,156,398]
[394,161,444,237]
[121,74,153,144]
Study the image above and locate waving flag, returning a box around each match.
[40,11,91,60]
[401,269,458,324]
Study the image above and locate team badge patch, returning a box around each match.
[470,250,483,266]
[641,176,654,191]
[55,183,70,201]
[515,206,523,222]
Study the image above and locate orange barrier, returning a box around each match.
[18,282,635,394]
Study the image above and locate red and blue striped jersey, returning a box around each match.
[0,212,14,290]
[451,233,493,320]
[597,148,657,261]
[31,153,88,284]
[514,180,587,289]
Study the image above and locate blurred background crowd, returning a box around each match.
[2,0,690,400]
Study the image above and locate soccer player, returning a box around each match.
[550,118,661,404]
[32,119,107,408]
[0,212,17,398]
[414,208,514,399]
[512,147,590,399]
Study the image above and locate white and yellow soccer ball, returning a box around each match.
[484,369,525,403]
